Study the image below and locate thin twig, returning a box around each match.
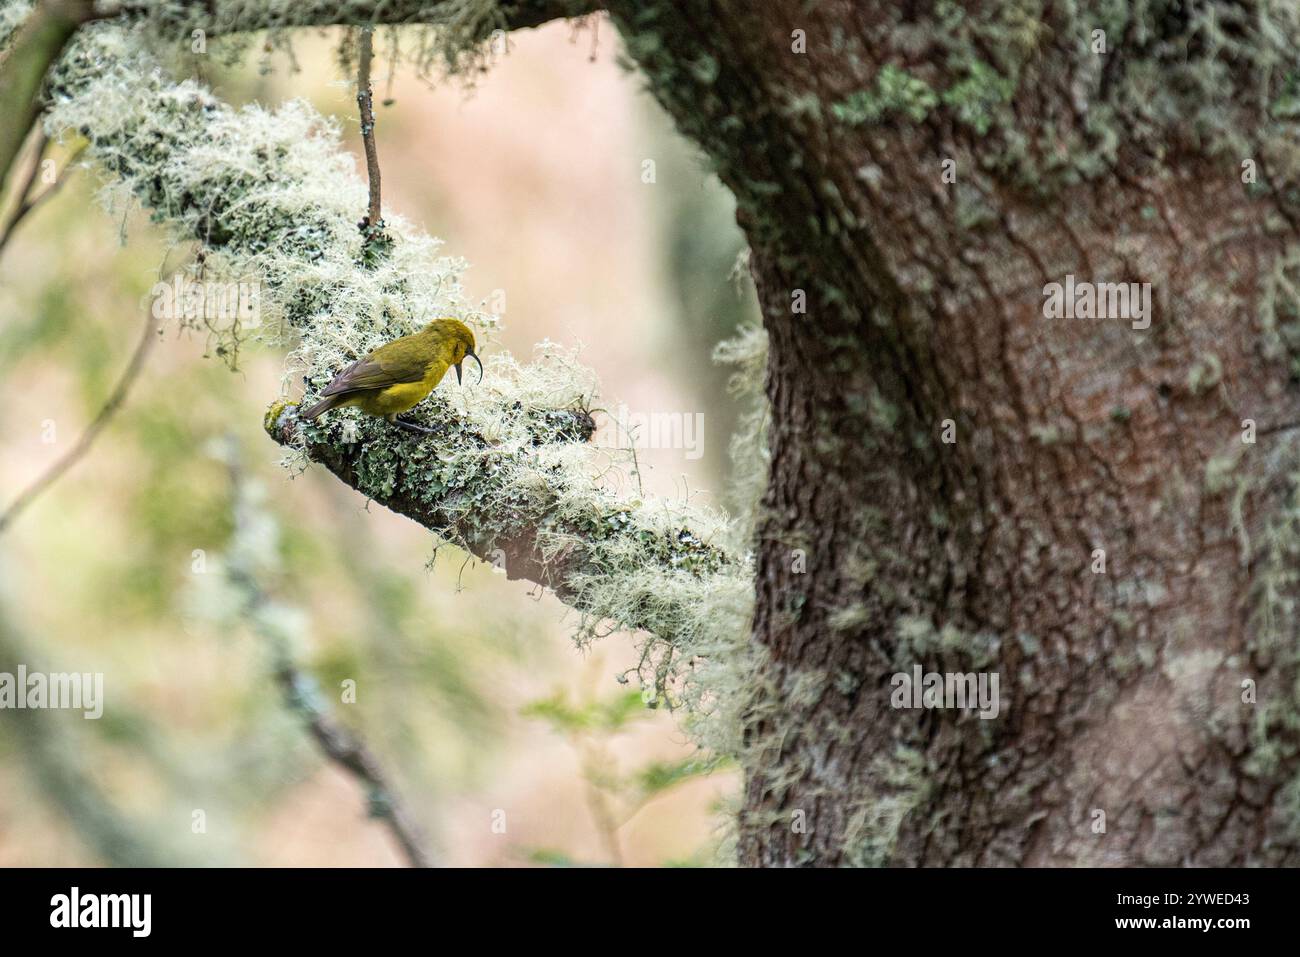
[578,739,625,866]
[0,132,84,258]
[0,309,156,535]
[272,658,436,868]
[1,129,47,226]
[356,25,387,254]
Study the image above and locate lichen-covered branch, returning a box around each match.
[265,400,739,644]
[117,0,602,35]
[114,0,603,73]
[36,11,752,750]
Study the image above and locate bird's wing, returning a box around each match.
[319,343,429,396]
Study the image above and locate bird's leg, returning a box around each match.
[387,414,441,436]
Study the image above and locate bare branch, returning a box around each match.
[273,659,436,867]
[0,130,84,258]
[355,24,390,257]
[0,308,156,536]
[357,26,381,229]
[218,442,436,867]
[2,128,47,224]
[0,0,101,191]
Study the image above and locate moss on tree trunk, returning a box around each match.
[607,0,1300,865]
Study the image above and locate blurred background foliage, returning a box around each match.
[0,19,757,865]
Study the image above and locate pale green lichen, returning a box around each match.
[940,59,1016,135]
[893,614,1001,671]
[843,745,931,867]
[1259,247,1300,381]
[0,0,31,49]
[822,0,1300,198]
[1187,353,1223,395]
[114,0,581,79]
[599,0,1300,861]
[832,66,939,126]
[1205,452,1241,496]
[712,319,769,551]
[38,10,756,761]
[828,604,870,633]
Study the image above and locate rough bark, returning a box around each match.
[605,1,1300,865]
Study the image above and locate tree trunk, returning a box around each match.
[608,0,1300,865]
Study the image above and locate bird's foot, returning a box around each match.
[392,416,441,436]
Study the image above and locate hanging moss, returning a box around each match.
[38,9,756,762]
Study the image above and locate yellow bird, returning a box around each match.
[299,318,482,435]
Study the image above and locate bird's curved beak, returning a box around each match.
[456,348,484,386]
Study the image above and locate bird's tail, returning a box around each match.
[299,394,345,421]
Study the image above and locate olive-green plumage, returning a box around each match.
[300,319,481,432]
